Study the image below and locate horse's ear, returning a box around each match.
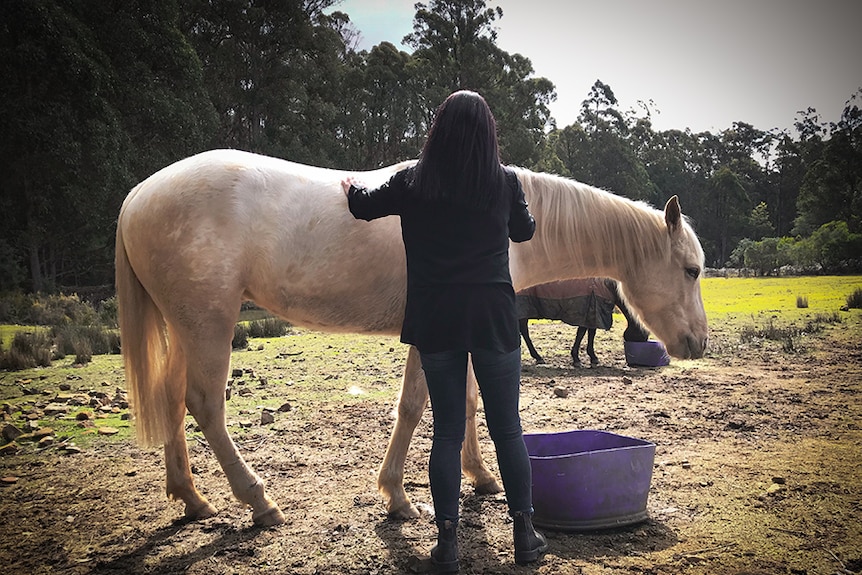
[664,195,682,235]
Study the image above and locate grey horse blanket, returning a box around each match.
[516,278,616,330]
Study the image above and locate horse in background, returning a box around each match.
[115,149,708,525]
[517,277,649,366]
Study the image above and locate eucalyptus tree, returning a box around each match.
[182,0,346,165]
[403,0,554,166]
[338,41,426,169]
[549,80,654,203]
[794,90,862,235]
[1,0,219,291]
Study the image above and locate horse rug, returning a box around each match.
[516,278,615,330]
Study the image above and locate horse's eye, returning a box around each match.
[685,267,700,279]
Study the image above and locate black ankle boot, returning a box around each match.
[430,519,459,573]
[513,511,548,565]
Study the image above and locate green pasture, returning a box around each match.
[0,325,46,349]
[701,275,861,323]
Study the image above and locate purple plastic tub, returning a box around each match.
[524,430,656,531]
[624,340,670,367]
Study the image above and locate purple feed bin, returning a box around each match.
[624,340,670,367]
[524,430,656,531]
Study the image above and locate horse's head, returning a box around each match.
[619,196,709,359]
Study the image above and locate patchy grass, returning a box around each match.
[4,277,860,454]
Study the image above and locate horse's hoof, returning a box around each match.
[185,501,218,521]
[474,479,503,495]
[388,502,421,520]
[535,357,545,365]
[253,506,286,527]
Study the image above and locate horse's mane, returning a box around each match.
[512,168,672,275]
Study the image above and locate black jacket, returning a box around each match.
[348,166,535,353]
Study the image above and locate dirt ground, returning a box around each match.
[1,316,861,575]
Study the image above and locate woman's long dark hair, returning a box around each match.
[412,90,505,210]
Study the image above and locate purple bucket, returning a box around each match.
[524,430,656,531]
[624,340,670,367]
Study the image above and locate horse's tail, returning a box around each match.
[116,199,175,447]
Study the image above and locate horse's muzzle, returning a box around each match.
[685,334,708,359]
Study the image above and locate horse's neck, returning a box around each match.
[511,175,665,290]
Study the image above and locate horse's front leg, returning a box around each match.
[462,355,503,494]
[378,346,428,519]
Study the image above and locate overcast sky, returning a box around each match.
[330,0,862,134]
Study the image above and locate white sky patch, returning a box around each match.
[329,0,862,133]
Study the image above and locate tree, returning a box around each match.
[795,221,862,273]
[548,81,655,203]
[0,0,220,291]
[794,90,862,235]
[704,166,748,266]
[337,41,425,168]
[0,0,128,291]
[771,132,805,237]
[182,0,345,164]
[748,202,775,240]
[404,0,554,166]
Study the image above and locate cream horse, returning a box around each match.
[116,149,708,525]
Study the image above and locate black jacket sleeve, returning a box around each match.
[347,169,409,221]
[505,169,535,243]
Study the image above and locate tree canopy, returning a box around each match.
[0,0,858,293]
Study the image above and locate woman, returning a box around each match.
[342,90,547,571]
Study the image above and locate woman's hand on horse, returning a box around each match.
[341,177,360,196]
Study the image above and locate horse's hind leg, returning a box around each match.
[519,318,544,364]
[572,327,587,366]
[378,347,501,519]
[182,322,284,526]
[162,335,218,520]
[587,329,599,366]
[378,346,427,518]
[462,355,503,494]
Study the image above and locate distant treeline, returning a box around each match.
[1,0,859,295]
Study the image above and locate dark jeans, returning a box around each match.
[419,348,533,523]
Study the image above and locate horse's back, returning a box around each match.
[117,150,411,335]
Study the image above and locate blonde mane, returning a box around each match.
[513,168,671,278]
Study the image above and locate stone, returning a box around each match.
[98,427,119,435]
[2,424,23,443]
[0,442,19,456]
[766,483,784,495]
[43,403,69,416]
[260,411,275,425]
[32,428,54,440]
[553,387,569,398]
